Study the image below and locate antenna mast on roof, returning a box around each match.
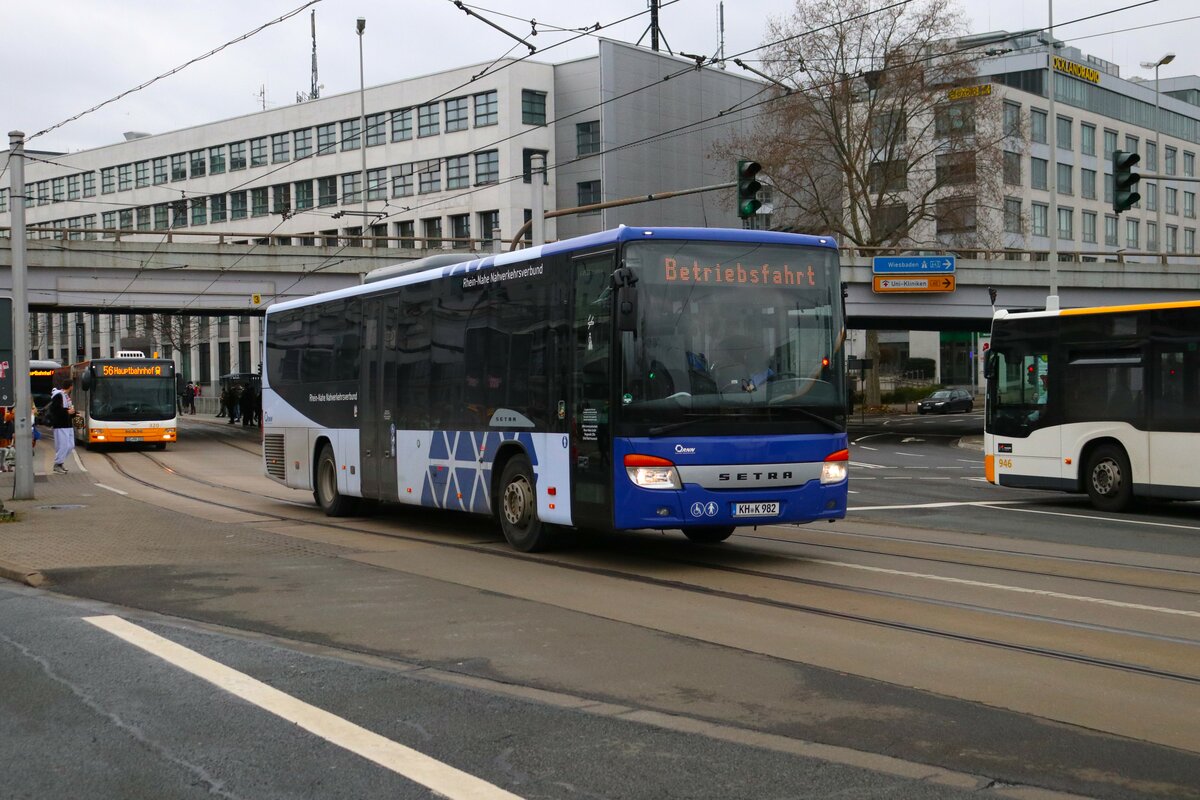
[635,0,673,55]
[296,10,323,103]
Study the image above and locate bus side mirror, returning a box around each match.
[617,284,638,333]
[81,369,93,391]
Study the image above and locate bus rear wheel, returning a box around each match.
[314,443,356,516]
[684,525,736,544]
[1085,444,1133,512]
[497,455,554,552]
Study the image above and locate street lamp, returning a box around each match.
[1139,52,1174,257]
[356,17,368,245]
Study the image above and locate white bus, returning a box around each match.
[984,300,1200,511]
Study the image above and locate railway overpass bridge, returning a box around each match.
[2,235,1198,327]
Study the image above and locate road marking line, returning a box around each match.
[71,449,89,473]
[94,484,128,496]
[986,504,1200,533]
[84,616,523,800]
[849,500,1028,511]
[849,461,891,469]
[798,560,1200,619]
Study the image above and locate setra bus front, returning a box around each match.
[72,357,179,449]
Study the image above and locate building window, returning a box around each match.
[342,173,362,204]
[397,220,415,248]
[935,102,975,136]
[1057,207,1073,240]
[577,121,601,156]
[1002,151,1021,186]
[417,160,441,194]
[1030,109,1046,143]
[1167,187,1178,215]
[1125,134,1139,155]
[445,98,468,132]
[67,175,80,199]
[1148,221,1159,251]
[869,159,908,193]
[475,150,499,184]
[209,146,226,175]
[366,113,386,146]
[318,177,337,207]
[391,108,412,141]
[367,168,387,201]
[250,137,268,167]
[1186,191,1196,219]
[1032,203,1048,236]
[1057,163,1072,196]
[1126,218,1139,249]
[1082,210,1096,243]
[36,182,49,205]
[1105,172,1113,204]
[1031,157,1047,190]
[1002,102,1020,137]
[230,191,247,220]
[51,177,65,201]
[272,133,290,163]
[1185,151,1195,178]
[101,211,117,233]
[191,198,207,227]
[317,124,337,154]
[101,167,115,193]
[1146,182,1157,212]
[935,153,975,186]
[418,103,439,137]
[446,155,469,190]
[936,197,976,233]
[1081,124,1095,156]
[422,217,442,248]
[341,119,361,151]
[1056,116,1071,150]
[170,201,187,228]
[188,150,205,178]
[1165,146,1177,176]
[230,142,247,170]
[251,187,268,216]
[1186,228,1196,254]
[119,208,134,230]
[83,172,96,197]
[168,156,185,181]
[522,90,547,125]
[1103,130,1117,159]
[392,163,414,198]
[1146,141,1158,171]
[522,149,549,184]
[449,213,470,248]
[870,111,906,149]
[577,180,602,207]
[1105,215,1118,246]
[474,91,497,126]
[477,209,499,243]
[295,180,313,210]
[272,184,291,214]
[1167,224,1178,253]
[134,162,149,188]
[1081,168,1096,200]
[1004,198,1022,233]
[211,195,227,222]
[294,128,312,159]
[154,204,169,230]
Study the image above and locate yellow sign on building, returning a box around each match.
[1053,56,1101,84]
[947,83,992,101]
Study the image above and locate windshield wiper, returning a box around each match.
[647,414,749,437]
[788,406,843,432]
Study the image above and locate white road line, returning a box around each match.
[84,616,523,800]
[849,462,891,469]
[849,500,1029,511]
[986,504,1200,532]
[94,484,128,496]
[858,445,878,451]
[71,449,89,473]
[893,452,926,457]
[799,559,1200,619]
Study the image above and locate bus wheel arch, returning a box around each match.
[1080,439,1134,512]
[314,439,356,516]
[494,450,555,552]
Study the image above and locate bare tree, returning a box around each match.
[719,0,1010,403]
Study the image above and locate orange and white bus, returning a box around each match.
[57,354,178,449]
[984,300,1200,511]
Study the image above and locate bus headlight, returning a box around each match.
[821,449,849,484]
[624,454,682,490]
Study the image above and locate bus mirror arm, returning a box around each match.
[81,368,93,391]
[983,351,995,381]
[617,284,638,333]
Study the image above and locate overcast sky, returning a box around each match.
[4,0,1197,155]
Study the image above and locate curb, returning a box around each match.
[0,558,46,588]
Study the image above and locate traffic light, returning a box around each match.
[736,159,762,219]
[1112,149,1141,214]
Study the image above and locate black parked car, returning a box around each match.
[917,388,974,414]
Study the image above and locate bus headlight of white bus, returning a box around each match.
[624,454,683,490]
[821,449,849,484]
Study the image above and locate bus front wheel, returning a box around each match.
[684,526,736,544]
[1085,444,1133,512]
[314,443,356,516]
[497,455,554,552]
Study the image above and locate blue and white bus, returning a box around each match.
[261,227,849,551]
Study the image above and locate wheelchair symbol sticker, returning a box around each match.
[690,502,705,518]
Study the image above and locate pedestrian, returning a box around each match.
[184,382,197,414]
[241,384,257,427]
[217,385,229,418]
[228,383,243,424]
[0,407,14,472]
[49,378,77,474]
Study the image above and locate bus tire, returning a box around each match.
[1085,444,1133,512]
[314,443,356,516]
[497,454,553,552]
[683,526,736,544]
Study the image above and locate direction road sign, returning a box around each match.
[872,275,956,293]
[872,255,956,274]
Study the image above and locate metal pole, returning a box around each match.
[531,153,546,246]
[8,131,34,499]
[1155,63,1164,256]
[357,18,368,246]
[1046,0,1059,310]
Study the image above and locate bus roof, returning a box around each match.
[994,299,1200,322]
[271,226,839,314]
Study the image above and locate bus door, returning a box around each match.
[571,253,616,528]
[360,297,401,502]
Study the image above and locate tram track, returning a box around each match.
[95,448,1200,687]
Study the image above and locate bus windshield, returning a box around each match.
[619,240,844,432]
[987,331,1051,437]
[90,376,176,421]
